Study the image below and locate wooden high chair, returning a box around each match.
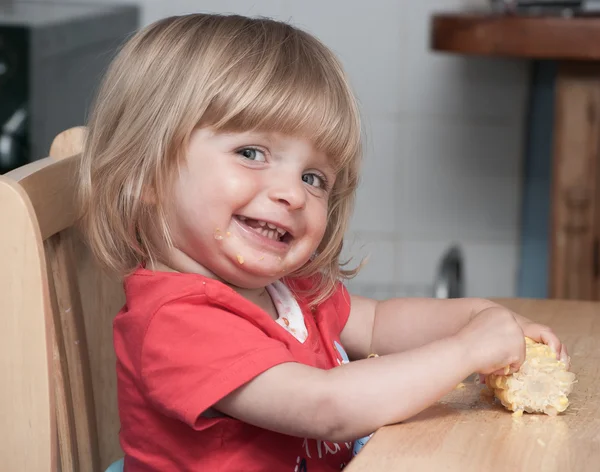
[0,127,124,471]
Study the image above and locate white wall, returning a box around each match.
[29,0,530,298]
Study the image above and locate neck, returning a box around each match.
[149,250,273,301]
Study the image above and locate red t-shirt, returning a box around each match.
[114,268,354,471]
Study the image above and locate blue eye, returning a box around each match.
[302,173,328,190]
[238,147,266,162]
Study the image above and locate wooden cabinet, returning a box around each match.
[550,63,600,301]
[431,12,600,300]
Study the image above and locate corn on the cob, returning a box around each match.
[486,337,576,416]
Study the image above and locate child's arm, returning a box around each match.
[342,296,567,362]
[215,306,525,442]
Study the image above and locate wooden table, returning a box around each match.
[345,298,600,472]
[430,12,600,301]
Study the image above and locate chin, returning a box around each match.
[221,263,293,289]
[225,274,277,290]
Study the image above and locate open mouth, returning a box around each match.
[234,215,292,243]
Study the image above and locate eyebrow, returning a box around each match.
[220,130,273,141]
[317,158,336,176]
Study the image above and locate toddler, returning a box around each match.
[78,13,569,472]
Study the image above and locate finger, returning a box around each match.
[490,368,507,376]
[512,337,526,373]
[560,345,571,369]
[490,364,519,376]
[538,328,562,355]
[510,361,522,374]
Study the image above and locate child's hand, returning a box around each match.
[511,314,570,368]
[456,306,526,376]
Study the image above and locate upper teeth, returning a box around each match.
[238,216,286,235]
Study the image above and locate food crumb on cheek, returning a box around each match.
[226,232,231,237]
[213,228,224,240]
[236,254,244,264]
[258,256,264,261]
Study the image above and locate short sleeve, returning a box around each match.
[328,282,352,331]
[140,296,295,429]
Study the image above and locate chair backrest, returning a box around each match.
[0,127,124,472]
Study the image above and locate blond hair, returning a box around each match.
[79,13,362,304]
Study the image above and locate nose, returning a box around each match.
[268,175,306,210]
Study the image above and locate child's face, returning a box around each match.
[164,127,336,289]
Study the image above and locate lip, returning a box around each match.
[232,216,291,251]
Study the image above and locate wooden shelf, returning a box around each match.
[431,12,600,61]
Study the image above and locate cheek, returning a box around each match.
[180,163,248,202]
[221,173,254,195]
[310,203,330,239]
[206,163,257,199]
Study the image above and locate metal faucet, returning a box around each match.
[433,245,464,299]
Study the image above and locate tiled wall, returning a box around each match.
[28,0,531,298]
